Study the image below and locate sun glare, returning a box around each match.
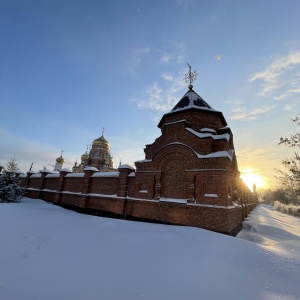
[240,170,265,190]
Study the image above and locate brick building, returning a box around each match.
[21,82,257,235]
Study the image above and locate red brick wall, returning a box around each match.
[63,177,84,193]
[44,177,60,191]
[89,177,118,195]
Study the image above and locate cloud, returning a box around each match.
[122,46,152,74]
[137,72,186,112]
[249,52,300,98]
[0,129,69,172]
[160,53,172,64]
[226,97,275,121]
[230,106,274,121]
[158,42,187,65]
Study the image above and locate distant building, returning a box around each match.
[72,130,114,173]
[54,152,65,171]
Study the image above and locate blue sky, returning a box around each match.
[1,0,300,189]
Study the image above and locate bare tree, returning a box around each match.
[277,115,300,204]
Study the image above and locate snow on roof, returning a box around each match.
[118,164,135,170]
[65,173,85,178]
[40,169,53,173]
[30,174,42,178]
[27,171,36,174]
[135,159,152,163]
[165,119,188,126]
[200,128,216,134]
[16,171,25,174]
[88,193,117,198]
[197,150,233,160]
[60,168,72,172]
[91,171,119,177]
[18,174,27,178]
[204,194,218,198]
[159,198,187,204]
[162,142,234,161]
[46,173,60,178]
[186,127,230,141]
[84,166,99,171]
[171,90,215,112]
[128,172,135,177]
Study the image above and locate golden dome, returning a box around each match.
[81,151,89,161]
[92,134,109,147]
[56,155,65,164]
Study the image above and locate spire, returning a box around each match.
[102,127,105,136]
[184,63,198,91]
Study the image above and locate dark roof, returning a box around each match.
[171,89,214,112]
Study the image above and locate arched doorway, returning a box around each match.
[162,158,186,199]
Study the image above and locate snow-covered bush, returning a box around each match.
[274,201,300,218]
[0,172,25,203]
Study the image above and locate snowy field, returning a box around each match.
[0,198,299,300]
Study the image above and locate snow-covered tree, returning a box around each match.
[5,156,20,173]
[277,116,300,204]
[0,157,24,203]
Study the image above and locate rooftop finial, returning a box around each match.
[61,150,64,156]
[102,127,105,136]
[185,63,198,90]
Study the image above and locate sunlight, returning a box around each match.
[240,169,265,190]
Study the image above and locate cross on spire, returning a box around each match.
[102,127,105,136]
[184,63,198,90]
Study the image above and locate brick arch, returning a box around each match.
[153,144,197,199]
[153,143,198,170]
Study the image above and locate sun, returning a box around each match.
[240,170,265,191]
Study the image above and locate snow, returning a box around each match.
[200,128,216,134]
[30,173,42,178]
[91,171,119,177]
[0,200,299,300]
[159,197,188,204]
[84,166,99,171]
[204,193,218,197]
[197,150,233,160]
[135,158,152,163]
[45,173,60,178]
[65,173,85,177]
[186,127,230,141]
[88,193,117,198]
[128,172,135,177]
[40,169,53,173]
[60,168,72,172]
[165,119,188,126]
[162,142,233,161]
[118,164,135,170]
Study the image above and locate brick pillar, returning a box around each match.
[81,168,98,207]
[39,170,53,199]
[186,173,195,203]
[117,164,135,197]
[153,172,162,200]
[54,170,71,204]
[25,171,36,188]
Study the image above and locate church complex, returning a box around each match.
[20,66,257,235]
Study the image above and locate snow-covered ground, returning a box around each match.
[0,199,299,300]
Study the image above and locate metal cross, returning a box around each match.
[184,63,198,87]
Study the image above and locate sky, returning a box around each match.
[1,0,300,189]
